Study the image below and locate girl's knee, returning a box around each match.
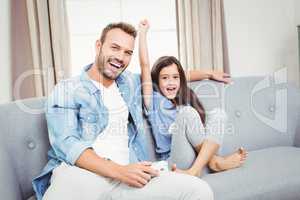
[177,106,200,121]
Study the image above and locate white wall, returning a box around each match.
[224,0,300,86]
[0,0,12,103]
[66,0,177,75]
[295,0,300,26]
[295,0,300,76]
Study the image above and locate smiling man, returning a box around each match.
[32,22,214,200]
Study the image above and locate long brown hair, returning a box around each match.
[151,56,206,125]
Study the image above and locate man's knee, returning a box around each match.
[189,179,214,200]
[168,173,214,200]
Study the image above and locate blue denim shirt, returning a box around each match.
[144,91,177,160]
[32,64,149,200]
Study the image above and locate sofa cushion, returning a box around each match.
[203,146,300,200]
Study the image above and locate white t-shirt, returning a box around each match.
[91,80,130,165]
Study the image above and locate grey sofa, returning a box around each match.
[1,77,300,200]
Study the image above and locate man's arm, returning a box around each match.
[46,82,158,188]
[139,19,152,109]
[75,149,158,188]
[185,69,231,83]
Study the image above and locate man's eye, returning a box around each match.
[111,46,118,50]
[125,52,132,56]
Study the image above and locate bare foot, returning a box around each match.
[171,164,202,177]
[209,147,248,172]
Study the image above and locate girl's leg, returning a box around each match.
[186,139,220,176]
[170,106,220,176]
[205,108,247,172]
[170,106,247,177]
[208,148,247,172]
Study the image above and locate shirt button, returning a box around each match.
[40,184,46,192]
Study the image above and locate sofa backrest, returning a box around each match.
[189,77,300,156]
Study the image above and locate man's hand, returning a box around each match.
[139,19,150,34]
[114,161,159,188]
[210,71,231,84]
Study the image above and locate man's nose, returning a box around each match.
[115,51,125,62]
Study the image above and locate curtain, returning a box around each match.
[176,0,230,73]
[21,0,71,98]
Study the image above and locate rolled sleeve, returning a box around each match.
[131,72,154,117]
[143,97,153,117]
[143,90,159,117]
[46,81,93,165]
[66,140,93,165]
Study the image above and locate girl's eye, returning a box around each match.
[174,76,179,79]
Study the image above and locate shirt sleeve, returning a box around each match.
[45,80,93,165]
[131,72,154,117]
[143,90,159,117]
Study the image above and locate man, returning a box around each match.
[33,22,228,200]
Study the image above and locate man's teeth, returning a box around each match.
[110,62,122,68]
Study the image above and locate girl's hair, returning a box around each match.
[151,56,206,125]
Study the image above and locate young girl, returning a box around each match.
[139,20,247,177]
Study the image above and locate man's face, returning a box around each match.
[95,28,135,80]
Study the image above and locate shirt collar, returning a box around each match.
[154,90,175,110]
[80,63,126,94]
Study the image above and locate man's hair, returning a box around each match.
[100,22,137,43]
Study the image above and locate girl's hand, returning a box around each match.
[210,71,231,84]
[139,19,150,34]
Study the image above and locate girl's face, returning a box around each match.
[158,63,181,100]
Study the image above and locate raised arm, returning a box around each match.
[185,69,231,83]
[139,20,152,109]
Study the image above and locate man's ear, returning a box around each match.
[95,39,102,53]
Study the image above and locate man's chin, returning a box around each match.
[103,71,120,80]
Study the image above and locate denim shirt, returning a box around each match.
[32,64,149,200]
[144,91,177,160]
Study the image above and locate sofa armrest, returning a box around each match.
[0,147,23,200]
[294,117,300,147]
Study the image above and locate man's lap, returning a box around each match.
[43,163,213,200]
